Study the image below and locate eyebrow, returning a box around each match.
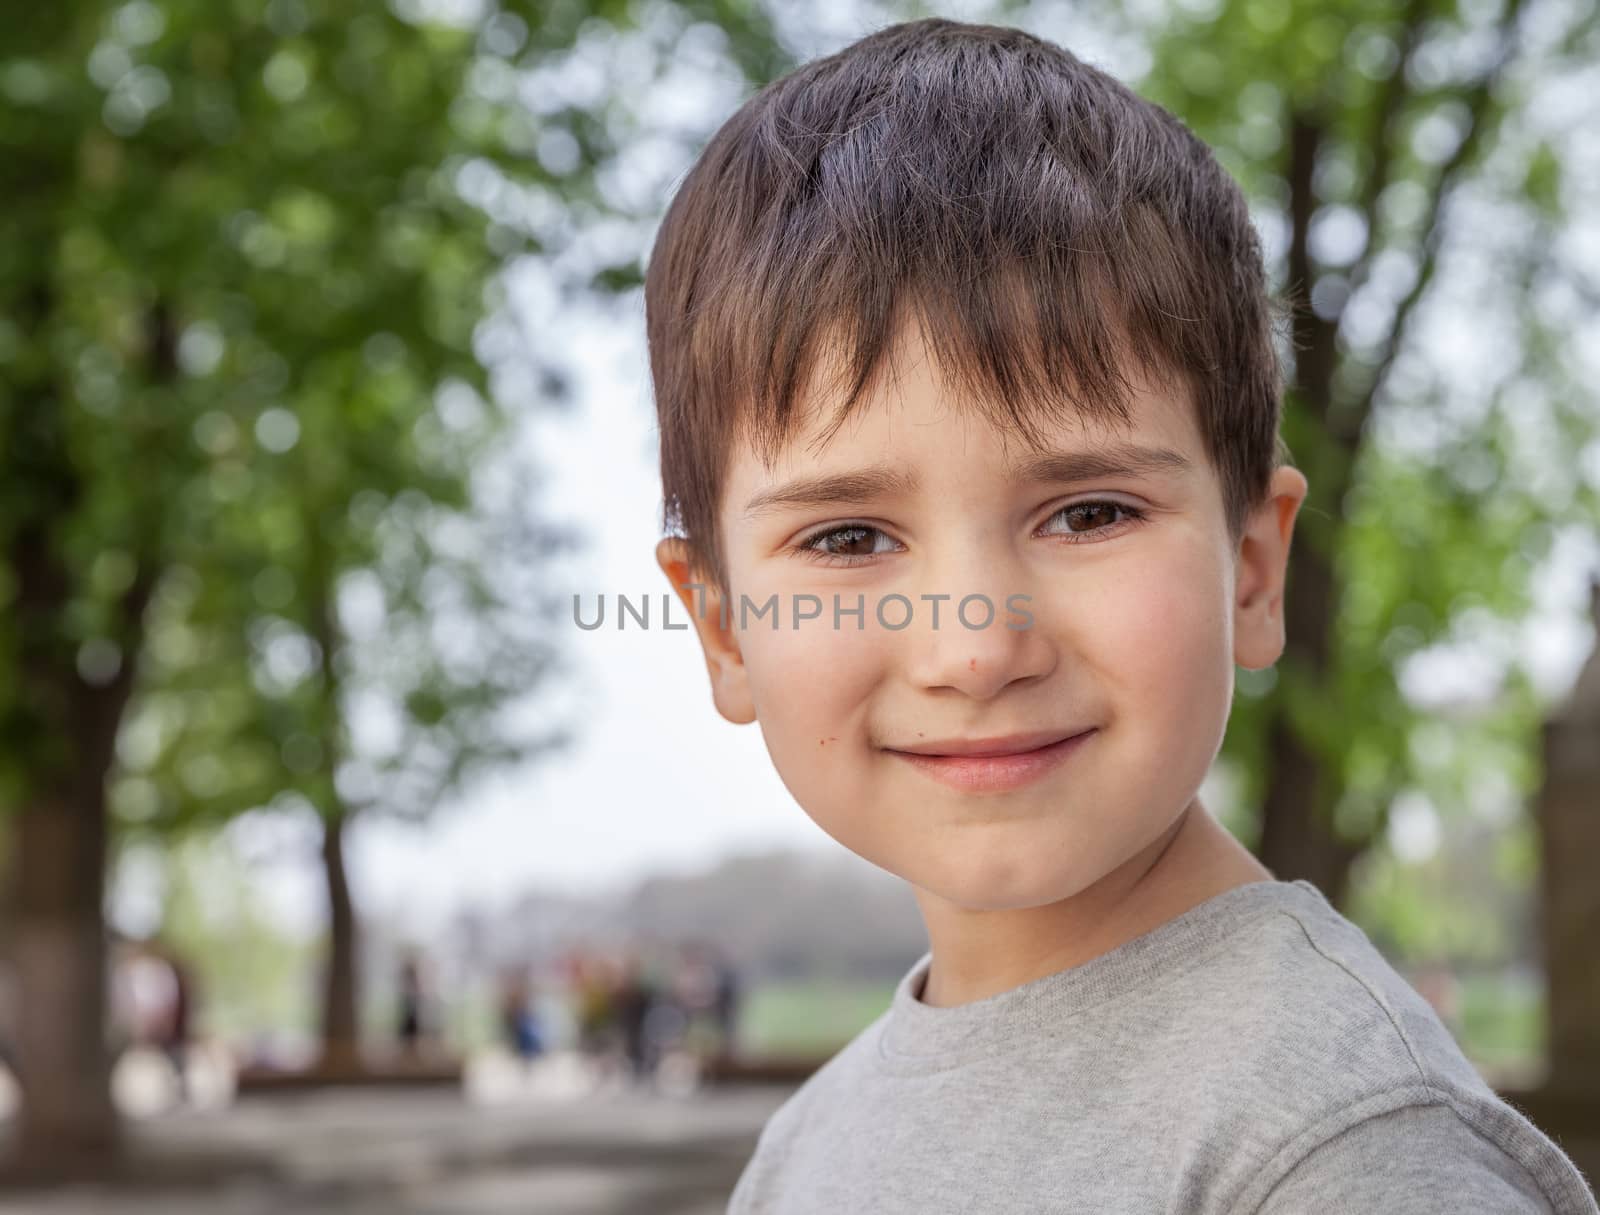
[741,442,1194,519]
[742,465,920,519]
[1008,443,1194,485]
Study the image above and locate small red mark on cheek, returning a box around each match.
[969,658,977,672]
[819,738,826,746]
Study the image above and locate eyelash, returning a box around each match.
[790,499,1149,567]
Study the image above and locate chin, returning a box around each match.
[917,846,1097,912]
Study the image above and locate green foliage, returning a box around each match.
[141,830,319,1044]
[5,0,675,838]
[1457,966,1544,1071]
[0,2,795,1111]
[1127,0,1600,937]
[2,0,792,832]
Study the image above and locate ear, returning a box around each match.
[1233,465,1309,672]
[655,537,757,725]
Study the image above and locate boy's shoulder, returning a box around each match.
[729,882,1599,1214]
[1185,888,1595,1211]
[1172,878,1480,1095]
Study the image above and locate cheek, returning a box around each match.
[743,614,891,855]
[1090,545,1234,752]
[1111,559,1224,666]
[738,601,886,753]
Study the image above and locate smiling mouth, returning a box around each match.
[886,729,1097,793]
[886,728,1095,758]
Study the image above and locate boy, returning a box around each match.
[644,17,1598,1214]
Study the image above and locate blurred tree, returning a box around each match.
[1123,0,1600,913]
[0,0,784,1174]
[121,353,579,1077]
[126,830,319,1051]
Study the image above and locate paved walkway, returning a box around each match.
[0,1053,793,1215]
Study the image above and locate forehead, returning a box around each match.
[722,319,1202,509]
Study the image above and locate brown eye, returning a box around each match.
[1040,500,1147,544]
[818,526,878,556]
[793,522,899,565]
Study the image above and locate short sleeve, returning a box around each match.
[1253,1101,1557,1215]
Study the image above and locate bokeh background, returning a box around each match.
[2,0,1598,1211]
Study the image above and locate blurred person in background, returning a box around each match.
[106,936,143,1065]
[498,967,545,1069]
[613,947,657,1084]
[674,940,741,1067]
[640,949,690,1085]
[709,943,742,1060]
[396,949,430,1059]
[671,941,719,1066]
[111,939,197,1109]
[571,948,621,1083]
[153,947,195,1106]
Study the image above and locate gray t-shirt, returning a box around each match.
[727,878,1599,1214]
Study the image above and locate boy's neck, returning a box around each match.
[912,801,1274,1009]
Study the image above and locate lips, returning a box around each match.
[887,728,1094,758]
[888,729,1096,794]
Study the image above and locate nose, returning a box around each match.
[899,553,1056,701]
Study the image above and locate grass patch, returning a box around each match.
[738,979,898,1055]
[1456,969,1543,1073]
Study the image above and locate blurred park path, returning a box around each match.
[0,1081,792,1215]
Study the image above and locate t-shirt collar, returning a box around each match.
[876,878,1325,1074]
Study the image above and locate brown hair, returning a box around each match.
[645,17,1292,598]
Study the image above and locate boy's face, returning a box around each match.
[658,323,1305,915]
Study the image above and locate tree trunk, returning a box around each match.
[1537,583,1600,1090]
[1252,110,1368,910]
[302,488,364,1073]
[5,560,155,1175]
[1254,0,1516,904]
[8,792,118,1172]
[1255,709,1364,909]
[3,291,156,1171]
[317,809,361,1072]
